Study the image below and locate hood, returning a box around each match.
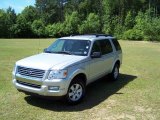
[16,53,86,70]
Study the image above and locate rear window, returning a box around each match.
[112,39,121,51]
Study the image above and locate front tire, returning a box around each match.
[66,79,85,104]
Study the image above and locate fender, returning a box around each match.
[111,59,120,72]
[66,69,87,87]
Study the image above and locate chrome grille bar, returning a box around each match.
[17,80,41,89]
[17,66,45,79]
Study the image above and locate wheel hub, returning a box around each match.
[68,83,83,101]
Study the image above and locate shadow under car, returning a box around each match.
[24,73,137,111]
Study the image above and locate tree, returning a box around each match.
[0,9,8,37]
[63,11,80,35]
[31,19,46,37]
[35,0,65,24]
[6,7,17,38]
[45,23,63,37]
[78,13,100,34]
[0,0,160,40]
[21,6,38,23]
[102,0,112,34]
[124,11,134,30]
[12,15,32,38]
[64,0,81,14]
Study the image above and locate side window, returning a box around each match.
[91,41,101,53]
[99,39,113,55]
[112,39,121,51]
[105,40,113,54]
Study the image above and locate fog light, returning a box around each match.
[48,86,59,91]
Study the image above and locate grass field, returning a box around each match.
[0,39,160,120]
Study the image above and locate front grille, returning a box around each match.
[17,80,41,89]
[17,66,45,79]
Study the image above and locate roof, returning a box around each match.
[60,34,115,41]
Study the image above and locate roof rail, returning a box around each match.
[88,34,113,37]
[70,34,113,37]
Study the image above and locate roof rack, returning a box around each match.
[70,34,113,37]
[88,34,113,37]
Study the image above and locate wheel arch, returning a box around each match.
[115,60,120,68]
[72,73,87,86]
[111,59,121,72]
[66,72,87,104]
[67,69,87,87]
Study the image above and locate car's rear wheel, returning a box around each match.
[66,78,85,104]
[109,64,119,81]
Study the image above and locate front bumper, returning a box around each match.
[13,75,69,96]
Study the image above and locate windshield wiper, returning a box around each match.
[45,50,72,55]
[56,51,72,55]
[44,50,52,53]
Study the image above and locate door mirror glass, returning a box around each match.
[91,52,101,58]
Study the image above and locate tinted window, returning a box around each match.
[91,41,101,53]
[99,40,113,55]
[112,39,121,51]
[91,40,113,55]
[46,39,91,56]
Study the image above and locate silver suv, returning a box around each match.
[12,34,122,104]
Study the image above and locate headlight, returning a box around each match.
[48,70,67,80]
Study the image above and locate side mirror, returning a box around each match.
[91,52,101,58]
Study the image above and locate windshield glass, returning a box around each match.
[45,39,91,56]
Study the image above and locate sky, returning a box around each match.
[0,0,35,14]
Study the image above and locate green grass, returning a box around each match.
[0,39,160,120]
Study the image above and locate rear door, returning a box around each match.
[88,39,114,82]
[99,39,114,73]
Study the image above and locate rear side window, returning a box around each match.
[112,39,121,51]
[98,39,113,55]
[105,40,113,54]
[91,39,113,55]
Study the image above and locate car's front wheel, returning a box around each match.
[66,79,85,104]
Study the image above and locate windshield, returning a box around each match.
[45,39,91,56]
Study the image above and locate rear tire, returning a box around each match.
[109,64,119,81]
[66,78,85,104]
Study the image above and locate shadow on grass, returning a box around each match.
[24,73,137,111]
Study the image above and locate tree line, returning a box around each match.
[0,0,160,41]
